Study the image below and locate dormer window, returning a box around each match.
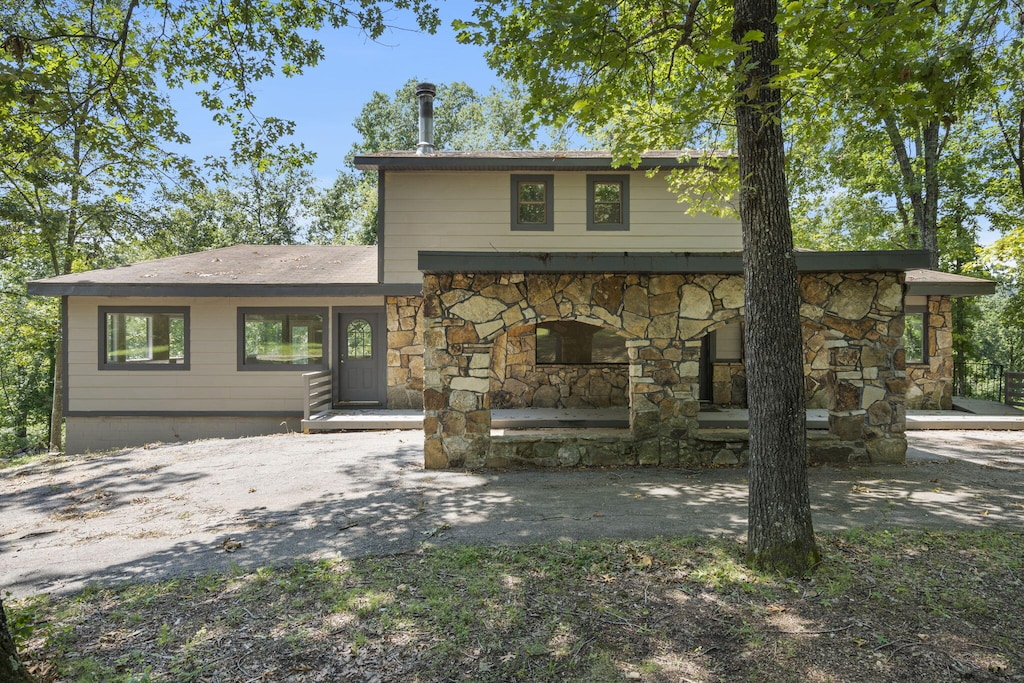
[587,175,629,231]
[511,175,554,231]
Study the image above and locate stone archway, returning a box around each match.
[421,271,746,469]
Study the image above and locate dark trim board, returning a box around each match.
[27,282,423,297]
[354,154,705,172]
[905,282,996,297]
[419,250,933,274]
[66,410,300,418]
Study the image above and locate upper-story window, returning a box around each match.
[100,307,190,370]
[511,175,554,231]
[587,175,630,231]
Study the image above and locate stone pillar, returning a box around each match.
[816,272,907,463]
[386,295,425,409]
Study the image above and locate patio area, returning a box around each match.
[302,398,1024,434]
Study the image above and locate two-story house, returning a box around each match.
[28,85,993,465]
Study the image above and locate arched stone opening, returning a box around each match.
[490,319,631,410]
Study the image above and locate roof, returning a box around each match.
[26,245,419,297]
[353,149,725,172]
[904,269,996,297]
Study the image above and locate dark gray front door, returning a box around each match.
[337,309,385,405]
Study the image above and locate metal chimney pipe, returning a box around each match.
[416,82,436,155]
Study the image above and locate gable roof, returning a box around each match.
[353,149,723,171]
[26,245,418,297]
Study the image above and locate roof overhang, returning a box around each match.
[26,282,423,298]
[904,269,996,297]
[353,151,714,172]
[418,250,933,274]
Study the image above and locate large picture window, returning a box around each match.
[587,174,629,231]
[239,308,326,370]
[100,307,189,370]
[536,321,628,364]
[511,175,554,231]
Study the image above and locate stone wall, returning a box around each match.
[421,269,907,470]
[385,295,425,409]
[712,362,746,406]
[489,324,629,408]
[906,296,953,410]
[800,272,907,463]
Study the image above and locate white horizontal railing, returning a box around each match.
[303,370,333,421]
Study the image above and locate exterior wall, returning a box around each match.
[905,296,954,410]
[66,415,301,454]
[67,295,383,414]
[386,295,425,409]
[422,270,907,470]
[382,171,743,283]
[490,324,629,409]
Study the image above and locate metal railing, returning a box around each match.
[952,361,1005,403]
[303,370,333,421]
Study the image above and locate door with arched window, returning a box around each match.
[336,309,385,405]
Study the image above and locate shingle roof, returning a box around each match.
[26,245,414,297]
[353,149,728,171]
[904,269,996,296]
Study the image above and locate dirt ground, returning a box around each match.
[2,429,1023,600]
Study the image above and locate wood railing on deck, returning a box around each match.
[303,370,333,421]
[1007,372,1024,409]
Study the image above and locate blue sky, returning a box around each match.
[171,0,500,183]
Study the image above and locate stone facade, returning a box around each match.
[420,270,907,470]
[385,295,425,409]
[905,296,954,410]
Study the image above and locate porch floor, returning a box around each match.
[302,398,1024,433]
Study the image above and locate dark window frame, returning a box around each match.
[587,174,630,231]
[237,307,329,372]
[510,174,555,231]
[98,306,191,371]
[904,304,929,365]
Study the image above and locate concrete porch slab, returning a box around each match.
[303,399,1024,433]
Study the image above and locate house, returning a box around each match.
[28,85,994,465]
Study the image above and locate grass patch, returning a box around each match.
[11,530,1024,682]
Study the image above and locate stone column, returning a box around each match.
[817,272,907,463]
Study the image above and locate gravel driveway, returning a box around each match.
[2,429,1022,598]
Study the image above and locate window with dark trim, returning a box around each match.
[238,308,327,370]
[904,306,928,364]
[536,321,628,364]
[587,174,629,231]
[511,175,554,231]
[99,307,190,370]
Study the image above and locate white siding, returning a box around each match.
[68,296,383,414]
[382,170,742,283]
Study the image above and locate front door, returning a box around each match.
[336,309,385,406]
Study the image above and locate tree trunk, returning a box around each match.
[1,598,35,683]
[733,0,820,574]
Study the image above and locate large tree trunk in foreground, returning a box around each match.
[1,598,35,682]
[733,0,820,574]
